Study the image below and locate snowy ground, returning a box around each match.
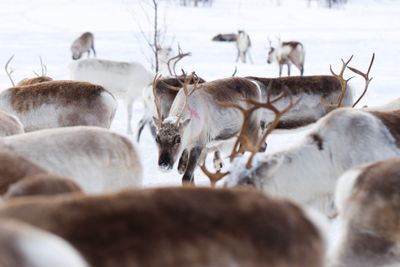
[1,0,400,252]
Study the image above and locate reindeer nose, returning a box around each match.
[158,155,173,172]
[267,59,271,64]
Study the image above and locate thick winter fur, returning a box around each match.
[0,126,143,193]
[0,110,24,136]
[17,76,53,86]
[0,187,325,267]
[69,58,154,134]
[4,174,82,199]
[267,41,305,76]
[0,149,48,194]
[330,158,400,267]
[0,80,117,132]
[226,107,400,217]
[154,77,264,183]
[71,32,96,60]
[246,75,354,129]
[0,218,88,267]
[236,30,252,63]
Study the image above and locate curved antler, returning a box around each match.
[5,55,15,87]
[350,53,375,108]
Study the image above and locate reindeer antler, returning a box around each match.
[349,53,375,108]
[5,55,15,87]
[152,73,164,127]
[167,50,191,76]
[200,81,300,185]
[33,56,47,77]
[322,55,354,108]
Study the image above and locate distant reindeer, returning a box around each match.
[71,32,96,60]
[0,187,327,267]
[267,38,305,76]
[0,126,143,193]
[236,30,253,63]
[0,218,88,267]
[212,33,237,42]
[0,110,24,136]
[69,58,154,134]
[331,158,400,267]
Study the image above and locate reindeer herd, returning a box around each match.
[0,30,398,267]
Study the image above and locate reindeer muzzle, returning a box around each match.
[158,154,174,172]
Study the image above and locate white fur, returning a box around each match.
[236,31,252,63]
[226,107,400,216]
[0,126,143,193]
[334,168,362,214]
[0,110,24,136]
[69,58,154,134]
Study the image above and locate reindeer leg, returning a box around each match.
[279,64,283,77]
[287,64,291,76]
[92,45,97,58]
[182,146,202,184]
[213,150,224,172]
[87,50,91,58]
[177,149,189,174]
[136,118,148,142]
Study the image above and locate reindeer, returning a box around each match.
[330,158,400,267]
[153,75,265,183]
[0,187,327,267]
[69,58,154,134]
[0,126,143,193]
[0,218,88,267]
[71,32,96,60]
[203,55,387,217]
[0,110,24,136]
[236,30,253,63]
[267,38,305,76]
[4,174,82,200]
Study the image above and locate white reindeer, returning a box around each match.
[0,218,88,267]
[267,38,305,76]
[236,30,253,63]
[330,158,400,267]
[69,58,154,134]
[71,32,96,60]
[0,110,24,136]
[0,126,143,193]
[0,187,327,267]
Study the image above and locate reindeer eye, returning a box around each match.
[155,136,160,143]
[174,136,181,144]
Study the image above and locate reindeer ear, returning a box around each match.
[153,116,161,128]
[179,118,191,129]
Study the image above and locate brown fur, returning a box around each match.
[282,41,302,50]
[246,75,342,97]
[277,118,317,129]
[0,149,47,194]
[0,187,325,267]
[4,174,82,199]
[369,110,400,147]
[9,80,104,113]
[17,76,53,86]
[0,220,29,267]
[333,158,400,267]
[0,110,23,136]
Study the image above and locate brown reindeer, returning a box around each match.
[331,158,400,267]
[267,38,305,76]
[71,32,96,60]
[0,187,326,267]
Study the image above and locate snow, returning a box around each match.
[1,0,400,253]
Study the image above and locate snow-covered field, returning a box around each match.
[1,0,400,251]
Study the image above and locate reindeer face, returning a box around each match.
[72,51,82,60]
[154,119,190,172]
[267,48,275,64]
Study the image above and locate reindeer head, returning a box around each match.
[154,117,190,171]
[266,38,275,64]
